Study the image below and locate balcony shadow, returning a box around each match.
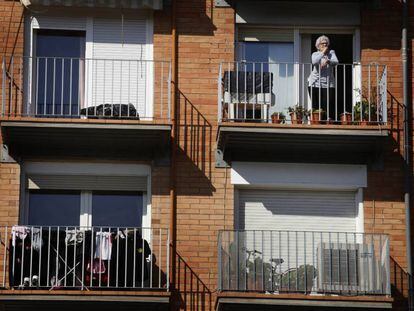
[173,251,213,311]
[390,256,409,309]
[175,90,215,196]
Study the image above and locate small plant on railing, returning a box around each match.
[271,112,286,124]
[307,108,326,125]
[340,112,353,125]
[288,105,306,124]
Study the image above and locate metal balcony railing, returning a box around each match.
[218,62,387,125]
[0,226,169,290]
[218,230,390,296]
[1,56,171,121]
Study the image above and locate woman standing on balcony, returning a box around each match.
[308,35,339,121]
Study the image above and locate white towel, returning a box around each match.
[94,232,112,260]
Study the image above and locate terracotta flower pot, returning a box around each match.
[271,114,284,124]
[290,112,303,124]
[340,113,352,125]
[311,112,325,124]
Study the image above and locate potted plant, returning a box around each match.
[308,108,325,125]
[271,112,286,124]
[288,105,305,124]
[354,100,378,125]
[340,112,353,125]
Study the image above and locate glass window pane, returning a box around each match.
[92,191,143,228]
[35,30,85,116]
[28,190,81,226]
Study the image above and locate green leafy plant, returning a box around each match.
[280,264,317,292]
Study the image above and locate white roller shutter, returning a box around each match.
[32,15,86,30]
[238,189,358,272]
[28,174,147,191]
[239,189,357,233]
[238,28,294,42]
[88,17,149,117]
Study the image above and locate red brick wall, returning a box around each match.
[0,0,412,310]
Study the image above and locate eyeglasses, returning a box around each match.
[320,42,328,45]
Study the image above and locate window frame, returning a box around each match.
[20,162,151,230]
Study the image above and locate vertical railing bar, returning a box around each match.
[69,59,73,116]
[124,228,128,288]
[19,227,24,286]
[119,61,122,119]
[72,227,76,287]
[52,58,56,115]
[288,231,291,291]
[149,228,153,289]
[61,60,64,116]
[90,227,93,287]
[116,227,119,288]
[304,232,307,294]
[98,227,102,288]
[2,227,7,287]
[253,230,256,290]
[166,229,170,291]
[135,61,145,117]
[270,231,273,292]
[107,227,111,288]
[252,62,256,120]
[244,63,247,120]
[43,58,47,115]
[46,227,51,287]
[354,232,358,296]
[261,230,265,291]
[326,76,329,122]
[161,61,164,119]
[111,60,114,116]
[376,65,379,123]
[64,226,68,287]
[328,232,332,290]
[344,64,346,120]
[158,228,162,288]
[55,227,60,287]
[10,57,14,116]
[318,66,321,116]
[345,233,349,295]
[141,229,145,289]
[236,231,239,290]
[337,232,341,294]
[278,231,281,290]
[133,228,136,288]
[368,64,371,122]
[2,58,6,116]
[335,65,338,121]
[29,226,33,286]
[295,231,298,292]
[81,226,85,290]
[128,60,131,118]
[236,62,239,120]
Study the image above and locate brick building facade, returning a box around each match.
[0,0,412,310]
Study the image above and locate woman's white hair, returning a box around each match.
[315,35,330,48]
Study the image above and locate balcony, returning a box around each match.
[1,56,171,161]
[0,226,170,310]
[216,62,390,165]
[217,230,392,310]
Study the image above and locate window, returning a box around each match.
[28,190,81,226]
[27,190,143,228]
[34,30,85,116]
[237,41,295,115]
[92,191,143,227]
